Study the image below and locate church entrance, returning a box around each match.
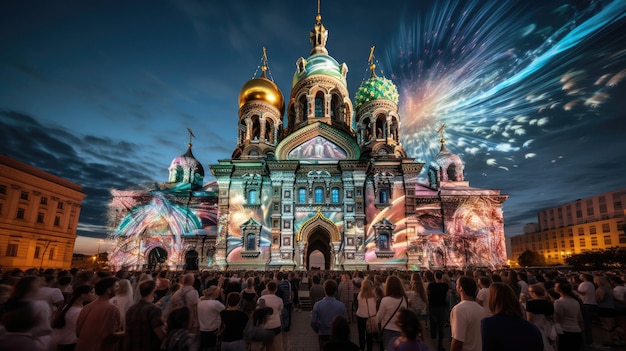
[305,228,331,270]
[185,249,199,270]
[147,247,167,270]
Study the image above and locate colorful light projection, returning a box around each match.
[288,136,347,160]
[108,191,213,269]
[389,1,626,171]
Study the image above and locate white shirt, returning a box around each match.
[257,294,283,329]
[577,281,597,305]
[476,288,490,311]
[376,296,408,332]
[197,299,225,332]
[614,285,626,302]
[51,305,82,345]
[450,300,491,351]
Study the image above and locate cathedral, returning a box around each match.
[108,9,508,271]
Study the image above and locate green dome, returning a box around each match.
[354,76,399,110]
[292,54,347,88]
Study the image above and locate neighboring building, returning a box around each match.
[107,8,508,271]
[510,189,626,265]
[0,154,86,270]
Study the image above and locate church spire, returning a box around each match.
[368,46,378,78]
[309,0,329,55]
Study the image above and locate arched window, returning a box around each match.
[299,95,308,121]
[379,190,388,204]
[315,187,324,203]
[331,188,340,203]
[248,190,258,204]
[246,233,256,251]
[298,188,307,203]
[315,92,324,117]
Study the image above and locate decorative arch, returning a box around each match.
[296,208,341,242]
[275,122,360,160]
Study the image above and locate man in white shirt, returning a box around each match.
[450,276,491,351]
[197,285,224,351]
[578,273,597,345]
[475,276,491,311]
[257,281,284,351]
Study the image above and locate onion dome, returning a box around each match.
[355,61,399,111]
[168,143,205,187]
[239,66,285,115]
[430,126,465,182]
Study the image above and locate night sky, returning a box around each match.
[1,0,625,254]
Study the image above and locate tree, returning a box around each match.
[517,250,547,267]
[566,247,626,270]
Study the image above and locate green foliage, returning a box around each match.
[517,250,547,267]
[566,247,626,270]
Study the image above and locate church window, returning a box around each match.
[248,190,258,204]
[315,187,324,203]
[246,233,256,251]
[379,190,388,204]
[299,95,308,121]
[379,234,389,250]
[298,188,307,203]
[251,115,261,141]
[315,92,324,117]
[331,188,340,203]
[375,115,385,138]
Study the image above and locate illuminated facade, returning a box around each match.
[108,9,508,271]
[0,155,85,270]
[510,189,626,265]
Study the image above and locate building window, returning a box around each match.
[578,228,585,236]
[48,248,55,260]
[591,238,598,246]
[20,191,29,200]
[604,236,612,246]
[40,197,48,205]
[379,234,389,250]
[298,188,307,203]
[379,190,388,204]
[602,223,610,233]
[54,216,61,226]
[34,246,41,259]
[314,187,323,203]
[246,233,256,251]
[331,188,340,203]
[37,213,45,223]
[0,184,6,194]
[314,93,324,117]
[590,226,597,235]
[16,208,25,219]
[6,243,18,257]
[248,190,258,205]
[57,202,64,210]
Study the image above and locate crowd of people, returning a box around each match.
[1,266,626,351]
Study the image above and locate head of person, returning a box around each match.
[226,292,240,307]
[10,275,40,299]
[312,275,321,285]
[489,282,522,318]
[330,315,351,341]
[204,285,219,298]
[395,308,421,341]
[182,273,195,286]
[360,279,375,295]
[528,283,546,299]
[323,279,338,297]
[385,275,406,299]
[139,279,157,298]
[2,299,36,332]
[478,276,491,289]
[117,279,132,296]
[159,270,168,279]
[276,272,285,281]
[94,276,119,298]
[457,276,478,298]
[246,277,255,290]
[167,306,190,331]
[435,271,444,281]
[266,281,277,293]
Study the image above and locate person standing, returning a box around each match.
[406,272,429,342]
[310,275,325,307]
[165,273,200,332]
[257,281,284,351]
[526,284,556,351]
[428,271,450,351]
[51,285,94,351]
[386,309,429,351]
[110,279,133,331]
[577,273,597,345]
[197,285,225,351]
[450,276,491,351]
[475,276,491,311]
[481,282,543,351]
[123,280,166,351]
[355,279,378,351]
[310,279,347,351]
[220,292,249,351]
[554,280,584,351]
[338,273,355,323]
[376,275,409,350]
[323,315,360,351]
[76,277,123,351]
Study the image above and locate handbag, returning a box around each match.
[365,298,379,333]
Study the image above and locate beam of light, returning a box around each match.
[385,0,626,172]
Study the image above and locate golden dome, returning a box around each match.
[238,72,285,115]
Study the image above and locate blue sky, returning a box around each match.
[1,0,625,253]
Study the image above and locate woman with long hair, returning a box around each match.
[355,279,378,351]
[526,283,556,351]
[51,285,94,351]
[109,279,133,330]
[376,275,409,349]
[481,282,543,351]
[240,277,258,317]
[554,279,584,351]
[406,272,428,342]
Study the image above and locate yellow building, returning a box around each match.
[0,155,86,270]
[510,189,626,265]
